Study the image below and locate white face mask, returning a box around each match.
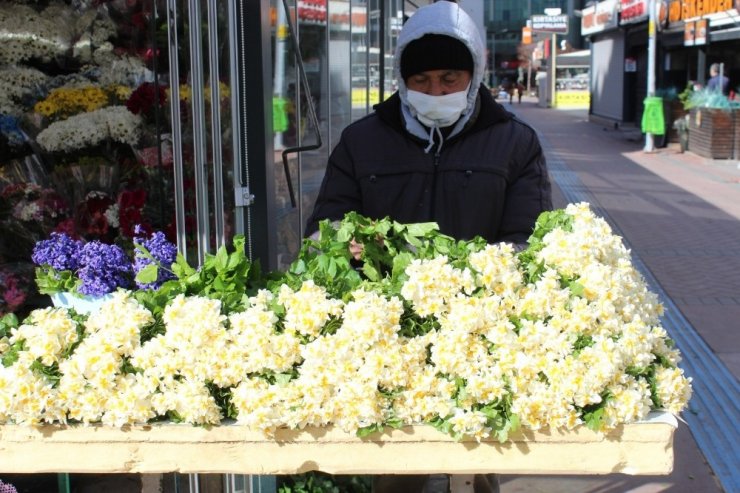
[406,84,470,128]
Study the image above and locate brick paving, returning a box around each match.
[499,97,739,493]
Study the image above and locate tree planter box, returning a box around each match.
[0,412,677,476]
[688,108,735,159]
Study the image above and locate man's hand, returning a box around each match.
[349,239,364,260]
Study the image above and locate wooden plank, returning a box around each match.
[0,413,677,476]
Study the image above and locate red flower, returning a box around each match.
[75,192,115,240]
[126,82,166,121]
[54,218,79,238]
[3,275,25,312]
[117,189,148,238]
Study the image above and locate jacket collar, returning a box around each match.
[373,84,513,143]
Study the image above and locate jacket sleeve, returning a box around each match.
[497,125,552,245]
[304,135,363,237]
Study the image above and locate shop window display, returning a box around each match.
[0,0,180,318]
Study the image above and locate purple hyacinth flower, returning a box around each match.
[76,241,132,296]
[31,233,83,271]
[134,231,177,290]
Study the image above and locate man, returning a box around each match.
[305,2,552,490]
[707,62,730,96]
[305,1,550,249]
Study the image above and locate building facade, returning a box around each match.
[583,0,740,128]
[485,0,586,86]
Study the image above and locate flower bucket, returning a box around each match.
[49,291,114,315]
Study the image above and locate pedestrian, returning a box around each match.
[304,1,552,490]
[707,62,730,96]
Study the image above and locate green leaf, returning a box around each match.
[356,423,384,438]
[583,406,606,431]
[0,313,19,339]
[135,264,159,284]
[362,262,380,282]
[404,221,439,237]
[215,246,229,271]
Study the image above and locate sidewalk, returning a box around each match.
[498,98,739,493]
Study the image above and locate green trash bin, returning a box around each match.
[642,97,666,145]
[272,96,289,133]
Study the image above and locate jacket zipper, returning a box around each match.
[430,151,440,219]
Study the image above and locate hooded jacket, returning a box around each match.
[305,1,552,244]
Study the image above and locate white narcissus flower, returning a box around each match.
[0,203,693,438]
[278,280,343,339]
[654,366,693,414]
[9,307,79,366]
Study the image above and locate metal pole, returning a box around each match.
[644,0,657,152]
[550,32,556,108]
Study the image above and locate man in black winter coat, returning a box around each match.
[305,1,551,251]
[304,2,552,491]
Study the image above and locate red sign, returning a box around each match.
[298,0,326,23]
[620,0,649,25]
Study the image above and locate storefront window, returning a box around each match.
[0,0,237,317]
[271,0,379,269]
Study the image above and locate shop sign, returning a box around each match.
[531,14,569,34]
[581,0,619,35]
[298,0,327,23]
[555,91,590,109]
[667,0,736,23]
[681,0,734,20]
[619,0,649,25]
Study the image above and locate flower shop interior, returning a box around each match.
[0,0,423,491]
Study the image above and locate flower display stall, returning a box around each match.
[0,205,691,480]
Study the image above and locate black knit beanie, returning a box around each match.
[401,34,474,81]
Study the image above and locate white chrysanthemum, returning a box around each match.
[0,66,49,116]
[0,3,73,64]
[36,106,142,152]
